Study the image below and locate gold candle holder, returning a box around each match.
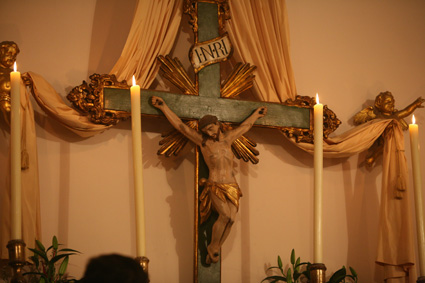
[7,239,26,283]
[309,263,326,283]
[135,256,149,273]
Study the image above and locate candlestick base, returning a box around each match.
[7,239,26,283]
[135,256,149,273]
[309,263,326,283]
[417,276,425,283]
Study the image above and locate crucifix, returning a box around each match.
[67,0,339,282]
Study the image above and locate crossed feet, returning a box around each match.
[206,245,220,264]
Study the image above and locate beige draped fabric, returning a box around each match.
[377,122,415,283]
[25,72,111,138]
[110,0,183,87]
[1,73,111,258]
[292,119,416,282]
[292,119,392,158]
[227,0,297,102]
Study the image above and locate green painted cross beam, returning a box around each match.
[103,1,309,282]
[104,88,309,129]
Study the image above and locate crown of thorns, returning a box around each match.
[198,115,218,130]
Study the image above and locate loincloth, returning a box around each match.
[199,181,242,224]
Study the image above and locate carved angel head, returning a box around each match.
[374,91,395,115]
[0,41,20,69]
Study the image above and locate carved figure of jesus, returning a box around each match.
[151,96,267,264]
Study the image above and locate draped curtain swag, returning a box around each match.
[227,0,297,102]
[110,0,183,87]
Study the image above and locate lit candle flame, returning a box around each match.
[13,62,17,72]
[413,114,416,125]
[316,93,320,104]
[132,75,136,86]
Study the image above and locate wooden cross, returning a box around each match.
[67,1,334,282]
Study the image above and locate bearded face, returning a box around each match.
[201,122,220,140]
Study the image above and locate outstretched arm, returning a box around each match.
[396,97,425,118]
[151,96,202,146]
[225,106,267,141]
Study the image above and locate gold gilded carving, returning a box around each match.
[354,91,425,167]
[158,55,197,95]
[282,95,341,143]
[158,120,197,157]
[0,41,20,125]
[230,132,259,164]
[67,74,129,126]
[184,0,230,37]
[223,123,259,164]
[221,63,256,98]
[183,0,198,36]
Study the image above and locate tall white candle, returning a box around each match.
[131,76,146,257]
[10,62,22,240]
[313,93,323,263]
[409,115,425,275]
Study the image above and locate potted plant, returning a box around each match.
[24,236,80,283]
[262,249,358,283]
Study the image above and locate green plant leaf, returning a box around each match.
[293,270,300,281]
[295,261,309,268]
[278,255,283,269]
[261,275,287,282]
[290,249,295,265]
[50,253,77,265]
[328,266,346,283]
[28,247,49,262]
[286,269,292,283]
[47,263,56,280]
[301,263,311,280]
[29,254,40,268]
[295,257,300,272]
[59,256,69,276]
[52,235,59,250]
[58,248,81,253]
[349,266,358,277]
[35,239,46,252]
[267,266,285,272]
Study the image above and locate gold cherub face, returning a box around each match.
[0,42,19,69]
[375,92,395,115]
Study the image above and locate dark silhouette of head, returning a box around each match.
[79,254,149,283]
